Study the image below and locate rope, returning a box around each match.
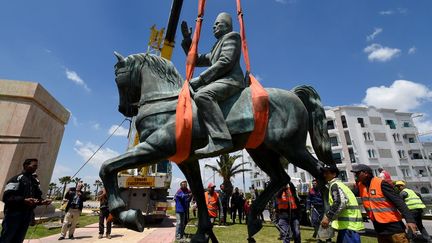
[27,205,49,243]
[70,117,129,180]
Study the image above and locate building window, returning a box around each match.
[393,133,401,142]
[401,168,411,177]
[348,148,355,163]
[412,152,423,160]
[294,166,297,173]
[357,118,365,127]
[367,149,376,158]
[403,122,411,128]
[398,150,406,159]
[330,136,339,147]
[332,152,342,164]
[385,120,396,129]
[339,171,348,182]
[327,120,335,130]
[363,132,372,141]
[409,137,416,143]
[345,131,352,145]
[341,115,347,128]
[421,187,430,194]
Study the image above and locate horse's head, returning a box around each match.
[114,52,140,117]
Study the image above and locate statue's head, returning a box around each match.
[213,12,233,39]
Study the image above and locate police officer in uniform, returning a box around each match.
[0,158,51,243]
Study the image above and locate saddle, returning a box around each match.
[191,87,255,137]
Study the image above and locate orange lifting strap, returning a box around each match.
[169,0,269,163]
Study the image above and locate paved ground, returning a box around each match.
[22,209,432,242]
[26,216,176,243]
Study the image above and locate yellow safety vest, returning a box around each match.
[329,180,365,231]
[402,188,425,210]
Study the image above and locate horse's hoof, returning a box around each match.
[119,209,145,232]
[247,237,256,243]
[190,234,208,243]
[247,219,263,239]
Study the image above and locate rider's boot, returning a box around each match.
[195,136,232,155]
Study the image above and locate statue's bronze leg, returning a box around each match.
[178,160,216,243]
[246,147,291,242]
[99,141,166,232]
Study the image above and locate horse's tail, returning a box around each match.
[292,85,334,166]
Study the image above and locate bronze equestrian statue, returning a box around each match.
[99,12,334,243]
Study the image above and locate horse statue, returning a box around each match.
[99,52,335,242]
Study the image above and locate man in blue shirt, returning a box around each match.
[175,180,192,240]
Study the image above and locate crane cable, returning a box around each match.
[70,117,130,180]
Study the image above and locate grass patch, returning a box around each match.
[180,214,377,243]
[2,214,100,239]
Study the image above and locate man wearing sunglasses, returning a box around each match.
[351,164,417,243]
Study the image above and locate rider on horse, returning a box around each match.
[181,12,245,155]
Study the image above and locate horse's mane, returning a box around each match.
[126,53,183,89]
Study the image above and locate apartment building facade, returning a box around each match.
[251,106,432,194]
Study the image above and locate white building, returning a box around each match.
[251,106,432,194]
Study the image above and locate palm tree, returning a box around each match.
[204,153,251,196]
[58,176,71,198]
[72,177,82,187]
[48,182,57,198]
[93,180,102,198]
[83,183,90,192]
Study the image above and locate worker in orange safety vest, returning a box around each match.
[352,164,417,243]
[205,183,221,224]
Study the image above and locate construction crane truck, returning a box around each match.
[117,0,183,224]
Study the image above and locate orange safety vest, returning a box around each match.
[277,188,297,210]
[205,191,219,218]
[358,177,402,223]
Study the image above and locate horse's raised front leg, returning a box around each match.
[99,141,166,232]
[178,160,218,243]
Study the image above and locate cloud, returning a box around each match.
[66,108,79,126]
[52,164,73,180]
[408,46,417,55]
[92,122,100,130]
[379,10,394,15]
[108,125,129,137]
[65,68,91,92]
[366,28,383,41]
[74,140,120,169]
[254,74,263,82]
[414,115,432,137]
[362,80,432,112]
[379,8,407,16]
[364,43,401,62]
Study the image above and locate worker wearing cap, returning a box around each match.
[276,182,301,243]
[320,165,364,243]
[205,183,221,224]
[394,181,430,241]
[351,164,417,243]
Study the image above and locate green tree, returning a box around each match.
[204,153,251,196]
[83,183,90,192]
[93,180,102,198]
[58,176,71,198]
[72,177,82,187]
[48,182,57,198]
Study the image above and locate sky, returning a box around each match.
[1,0,431,195]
